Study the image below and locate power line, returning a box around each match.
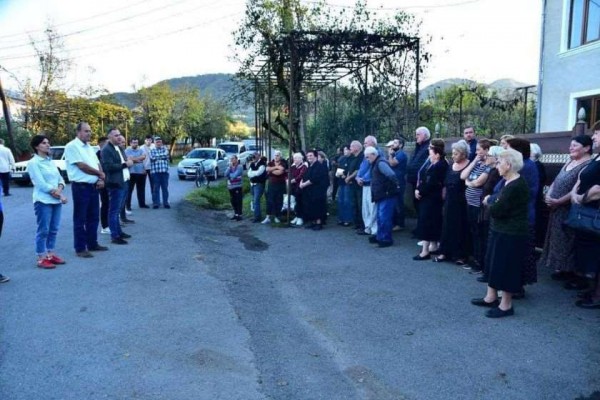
[301,0,484,11]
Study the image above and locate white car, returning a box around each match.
[11,146,69,186]
[177,148,229,181]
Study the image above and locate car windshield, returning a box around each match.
[188,149,214,159]
[218,144,239,154]
[50,148,64,161]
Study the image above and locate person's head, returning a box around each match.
[306,150,318,164]
[463,125,476,142]
[117,135,126,148]
[451,140,469,163]
[343,144,351,156]
[570,135,593,159]
[363,135,377,148]
[415,126,431,144]
[428,138,445,161]
[530,143,542,161]
[97,136,108,149]
[486,145,503,166]
[292,152,303,164]
[499,134,515,149]
[393,138,405,150]
[230,154,238,165]
[76,122,92,143]
[506,137,531,159]
[475,138,492,159]
[364,146,379,163]
[145,135,153,146]
[154,136,163,148]
[130,138,139,149]
[497,148,524,177]
[30,134,50,155]
[107,127,121,145]
[350,140,363,155]
[318,151,327,163]
[273,150,282,162]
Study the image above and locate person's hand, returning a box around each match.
[96,180,105,189]
[571,193,583,205]
[60,195,68,204]
[126,160,134,167]
[483,195,490,206]
[415,190,421,200]
[98,171,106,180]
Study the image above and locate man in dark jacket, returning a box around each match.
[365,146,400,248]
[101,128,133,245]
[406,126,431,217]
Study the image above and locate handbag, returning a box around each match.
[563,203,600,238]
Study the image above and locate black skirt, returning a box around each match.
[574,231,600,275]
[486,230,528,293]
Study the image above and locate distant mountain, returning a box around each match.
[421,78,534,99]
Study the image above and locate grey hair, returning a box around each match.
[498,148,523,173]
[364,135,378,146]
[364,146,378,157]
[530,143,542,160]
[415,126,431,140]
[488,145,503,158]
[273,150,282,157]
[292,152,303,161]
[350,140,363,151]
[451,139,470,158]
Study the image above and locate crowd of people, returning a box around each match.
[238,123,600,318]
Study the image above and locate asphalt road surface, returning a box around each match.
[1,169,599,400]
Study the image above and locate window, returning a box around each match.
[569,0,600,48]
[576,94,600,127]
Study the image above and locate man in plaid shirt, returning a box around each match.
[149,137,170,209]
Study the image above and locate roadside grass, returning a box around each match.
[186,180,252,211]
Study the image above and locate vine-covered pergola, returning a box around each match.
[249,29,421,157]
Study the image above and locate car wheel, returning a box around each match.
[212,168,218,181]
[178,175,186,181]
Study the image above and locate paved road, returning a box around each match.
[1,170,599,400]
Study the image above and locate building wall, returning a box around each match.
[538,0,600,132]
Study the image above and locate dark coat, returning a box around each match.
[101,142,128,189]
[407,139,431,186]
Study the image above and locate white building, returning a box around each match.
[537,0,600,132]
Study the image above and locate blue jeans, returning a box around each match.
[152,172,170,206]
[337,184,354,224]
[108,187,126,239]
[71,182,100,252]
[34,202,62,255]
[394,184,406,228]
[376,196,397,244]
[251,183,265,220]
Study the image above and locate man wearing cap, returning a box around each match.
[64,122,108,257]
[149,137,170,209]
[387,138,407,231]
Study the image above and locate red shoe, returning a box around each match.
[37,258,56,269]
[47,254,66,265]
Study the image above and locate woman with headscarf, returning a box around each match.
[300,150,329,231]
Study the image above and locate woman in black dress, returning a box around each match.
[414,139,448,260]
[472,149,529,318]
[300,150,330,231]
[433,140,469,264]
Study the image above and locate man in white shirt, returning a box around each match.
[0,139,16,196]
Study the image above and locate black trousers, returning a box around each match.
[0,172,10,195]
[229,187,243,215]
[146,169,154,193]
[127,173,147,209]
[99,188,109,229]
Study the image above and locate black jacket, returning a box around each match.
[407,139,431,186]
[101,143,128,189]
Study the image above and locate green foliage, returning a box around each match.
[185,179,251,211]
[0,123,34,157]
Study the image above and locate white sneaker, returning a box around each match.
[295,218,303,226]
[274,217,281,224]
[261,216,271,224]
[417,241,424,246]
[291,217,298,224]
[125,209,132,216]
[100,227,111,234]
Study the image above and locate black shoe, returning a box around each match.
[0,274,11,283]
[252,218,261,223]
[304,223,316,229]
[378,241,393,248]
[120,232,132,239]
[432,255,450,263]
[413,254,431,261]
[230,215,238,220]
[140,205,150,209]
[121,218,135,224]
[89,245,109,251]
[164,204,171,209]
[471,297,500,307]
[235,215,242,221]
[356,230,369,236]
[153,205,159,209]
[551,271,573,281]
[111,238,128,245]
[311,224,322,231]
[485,307,514,318]
[565,278,589,290]
[575,298,600,309]
[476,276,488,283]
[368,235,378,244]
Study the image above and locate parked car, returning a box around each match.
[217,141,246,157]
[237,150,255,169]
[177,148,229,181]
[11,146,70,186]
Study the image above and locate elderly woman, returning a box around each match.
[570,124,600,308]
[471,149,529,318]
[262,151,288,224]
[363,146,400,248]
[460,139,493,272]
[28,135,68,269]
[225,155,244,221]
[539,136,592,282]
[300,150,329,230]
[433,140,470,264]
[414,139,448,260]
[290,152,307,226]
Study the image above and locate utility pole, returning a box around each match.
[0,75,17,154]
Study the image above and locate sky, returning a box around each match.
[0,0,543,94]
